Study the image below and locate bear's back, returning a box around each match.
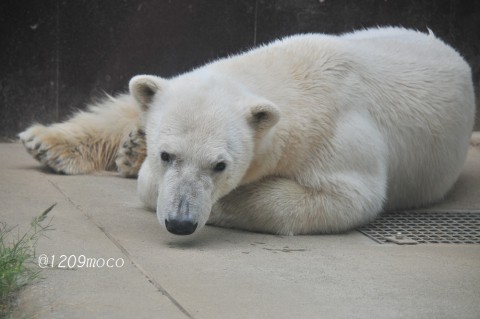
[208,28,475,210]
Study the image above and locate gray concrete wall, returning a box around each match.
[1,0,479,138]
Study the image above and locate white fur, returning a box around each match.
[134,27,474,235]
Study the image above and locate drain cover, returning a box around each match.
[358,211,480,244]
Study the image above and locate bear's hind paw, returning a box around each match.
[18,125,88,174]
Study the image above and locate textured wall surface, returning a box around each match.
[1,0,479,138]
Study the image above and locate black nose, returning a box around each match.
[165,219,198,235]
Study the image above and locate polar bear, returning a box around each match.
[20,27,475,235]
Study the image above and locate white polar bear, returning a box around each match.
[20,27,475,235]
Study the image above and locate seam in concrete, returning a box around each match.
[47,179,80,210]
[47,178,195,319]
[97,225,194,319]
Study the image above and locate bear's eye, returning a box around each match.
[160,152,171,162]
[213,162,226,172]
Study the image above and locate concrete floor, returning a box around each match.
[1,142,479,319]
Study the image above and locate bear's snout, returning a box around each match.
[158,186,211,235]
[164,195,199,235]
[165,218,198,235]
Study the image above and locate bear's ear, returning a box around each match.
[247,101,280,132]
[129,75,166,111]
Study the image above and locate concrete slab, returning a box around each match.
[1,144,188,319]
[1,142,479,319]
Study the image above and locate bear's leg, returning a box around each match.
[19,94,145,175]
[209,175,386,235]
[137,159,158,211]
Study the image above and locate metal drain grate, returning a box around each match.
[358,211,480,244]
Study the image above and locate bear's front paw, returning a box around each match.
[116,129,147,177]
[18,125,83,174]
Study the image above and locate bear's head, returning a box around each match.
[129,73,280,235]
